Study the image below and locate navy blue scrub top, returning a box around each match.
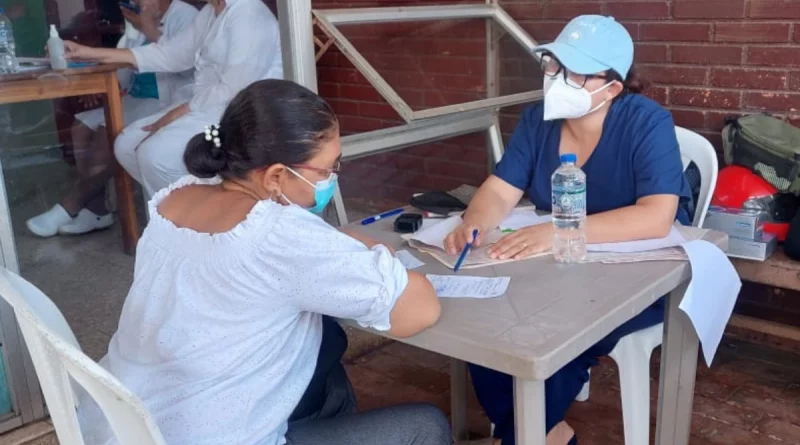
[495,94,692,226]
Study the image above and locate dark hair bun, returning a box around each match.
[184,133,227,178]
[624,67,648,95]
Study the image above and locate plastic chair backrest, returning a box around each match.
[0,269,166,445]
[676,126,719,228]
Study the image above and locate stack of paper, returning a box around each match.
[582,225,709,264]
[405,208,550,269]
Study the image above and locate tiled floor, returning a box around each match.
[346,337,800,445]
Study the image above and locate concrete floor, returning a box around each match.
[1,147,798,445]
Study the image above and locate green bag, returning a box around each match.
[722,114,800,194]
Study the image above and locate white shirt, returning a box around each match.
[117,0,198,107]
[78,176,408,445]
[130,0,283,112]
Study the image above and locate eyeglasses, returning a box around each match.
[291,160,341,175]
[540,54,608,89]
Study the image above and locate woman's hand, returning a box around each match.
[78,94,103,109]
[340,228,395,254]
[444,222,488,255]
[487,223,553,260]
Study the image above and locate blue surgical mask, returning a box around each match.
[285,167,338,214]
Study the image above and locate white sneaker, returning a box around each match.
[26,205,73,238]
[58,209,114,235]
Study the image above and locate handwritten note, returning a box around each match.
[426,275,511,299]
[396,250,424,270]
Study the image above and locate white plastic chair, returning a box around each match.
[0,269,166,445]
[576,126,718,445]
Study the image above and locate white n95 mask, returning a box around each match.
[543,76,614,121]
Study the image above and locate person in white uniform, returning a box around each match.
[62,0,282,198]
[25,0,197,238]
[76,79,450,445]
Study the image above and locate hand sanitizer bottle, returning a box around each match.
[47,25,67,70]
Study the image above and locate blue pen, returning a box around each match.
[453,229,479,273]
[361,208,404,225]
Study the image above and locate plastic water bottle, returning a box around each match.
[0,8,18,74]
[552,153,587,263]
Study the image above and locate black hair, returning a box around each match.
[608,65,648,101]
[184,79,339,179]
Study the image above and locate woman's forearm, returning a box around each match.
[585,197,677,244]
[90,48,138,67]
[462,176,522,230]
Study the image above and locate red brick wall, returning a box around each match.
[312,0,800,204]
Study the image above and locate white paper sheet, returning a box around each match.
[426,275,510,298]
[499,209,551,231]
[587,226,688,253]
[678,240,742,366]
[410,215,464,250]
[395,250,424,269]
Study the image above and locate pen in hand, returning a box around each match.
[453,229,479,273]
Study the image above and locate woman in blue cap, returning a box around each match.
[445,15,692,445]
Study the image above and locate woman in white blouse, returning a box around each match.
[63,0,283,198]
[77,79,449,445]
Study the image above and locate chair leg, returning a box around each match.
[614,344,652,445]
[576,368,590,402]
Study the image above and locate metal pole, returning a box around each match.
[277,0,349,223]
[277,0,318,92]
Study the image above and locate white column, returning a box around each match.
[277,0,318,92]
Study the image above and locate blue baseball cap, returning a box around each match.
[533,15,634,79]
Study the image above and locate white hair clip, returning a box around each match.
[204,124,222,149]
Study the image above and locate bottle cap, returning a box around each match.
[560,153,578,164]
[50,24,59,37]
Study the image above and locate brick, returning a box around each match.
[744,92,800,113]
[645,86,668,105]
[418,56,484,77]
[317,67,364,85]
[327,98,360,117]
[425,158,486,182]
[503,2,544,19]
[674,0,746,18]
[749,0,800,18]
[715,23,791,43]
[545,2,603,20]
[358,102,401,120]
[640,65,708,86]
[672,88,741,109]
[434,38,485,57]
[752,417,800,443]
[670,108,706,128]
[635,43,668,63]
[711,68,787,90]
[318,82,340,100]
[521,20,567,42]
[692,394,764,430]
[605,1,669,20]
[337,115,386,133]
[339,84,384,103]
[642,23,712,42]
[790,72,800,90]
[672,45,743,65]
[748,47,800,67]
[621,22,640,40]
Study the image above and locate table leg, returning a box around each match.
[103,72,139,255]
[450,358,468,442]
[514,377,546,445]
[656,281,698,445]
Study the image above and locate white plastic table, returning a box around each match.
[345,214,727,445]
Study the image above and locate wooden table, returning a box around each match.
[0,64,139,254]
[346,213,728,445]
[730,247,800,342]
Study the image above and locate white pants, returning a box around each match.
[75,96,162,131]
[114,106,225,198]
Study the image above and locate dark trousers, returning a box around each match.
[290,316,357,422]
[470,298,666,445]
